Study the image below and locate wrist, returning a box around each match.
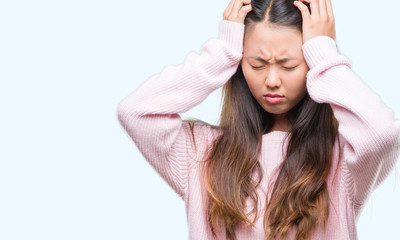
[218,20,245,55]
[302,36,338,68]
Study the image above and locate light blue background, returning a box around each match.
[0,0,399,239]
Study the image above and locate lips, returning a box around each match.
[264,94,284,104]
[264,94,283,98]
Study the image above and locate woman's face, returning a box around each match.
[241,23,309,121]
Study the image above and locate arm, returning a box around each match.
[116,20,244,199]
[295,0,400,218]
[302,36,400,217]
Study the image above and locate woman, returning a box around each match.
[117,0,400,239]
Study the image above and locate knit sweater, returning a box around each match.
[117,20,400,240]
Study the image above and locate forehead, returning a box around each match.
[243,23,303,59]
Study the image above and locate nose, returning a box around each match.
[265,66,281,89]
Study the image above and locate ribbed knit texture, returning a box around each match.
[117,20,400,240]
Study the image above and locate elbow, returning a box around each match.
[392,121,400,155]
[382,120,400,148]
[116,97,147,135]
[116,99,135,128]
[116,99,141,140]
[369,120,400,159]
[116,100,127,125]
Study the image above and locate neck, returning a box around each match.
[270,113,290,132]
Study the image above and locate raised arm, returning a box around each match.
[117,0,253,199]
[303,36,400,217]
[295,0,400,218]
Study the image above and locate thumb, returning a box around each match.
[237,4,252,24]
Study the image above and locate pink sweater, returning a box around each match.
[117,20,400,239]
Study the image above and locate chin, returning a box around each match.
[262,106,288,115]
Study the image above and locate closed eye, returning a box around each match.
[283,66,297,71]
[251,65,264,70]
[251,65,298,70]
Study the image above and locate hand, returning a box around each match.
[223,0,253,24]
[293,0,336,43]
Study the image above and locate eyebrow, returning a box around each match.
[250,56,297,64]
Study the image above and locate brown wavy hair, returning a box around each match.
[185,0,340,239]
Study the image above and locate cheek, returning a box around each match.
[242,63,265,84]
[286,69,308,95]
[243,70,263,94]
[242,64,256,87]
[241,61,251,80]
[241,67,263,99]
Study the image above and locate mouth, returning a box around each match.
[264,94,284,104]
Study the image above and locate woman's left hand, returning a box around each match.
[293,0,336,43]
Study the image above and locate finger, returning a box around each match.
[223,0,236,20]
[306,0,320,18]
[294,0,312,22]
[232,0,251,16]
[326,0,334,20]
[319,0,327,19]
[298,0,310,4]
[237,4,253,23]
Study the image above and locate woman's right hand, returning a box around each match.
[223,0,253,24]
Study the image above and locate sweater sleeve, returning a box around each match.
[302,36,400,218]
[116,20,244,199]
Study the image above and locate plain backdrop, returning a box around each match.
[0,0,399,239]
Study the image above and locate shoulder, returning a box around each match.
[181,119,223,155]
[182,119,223,145]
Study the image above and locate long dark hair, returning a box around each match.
[185,0,339,239]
